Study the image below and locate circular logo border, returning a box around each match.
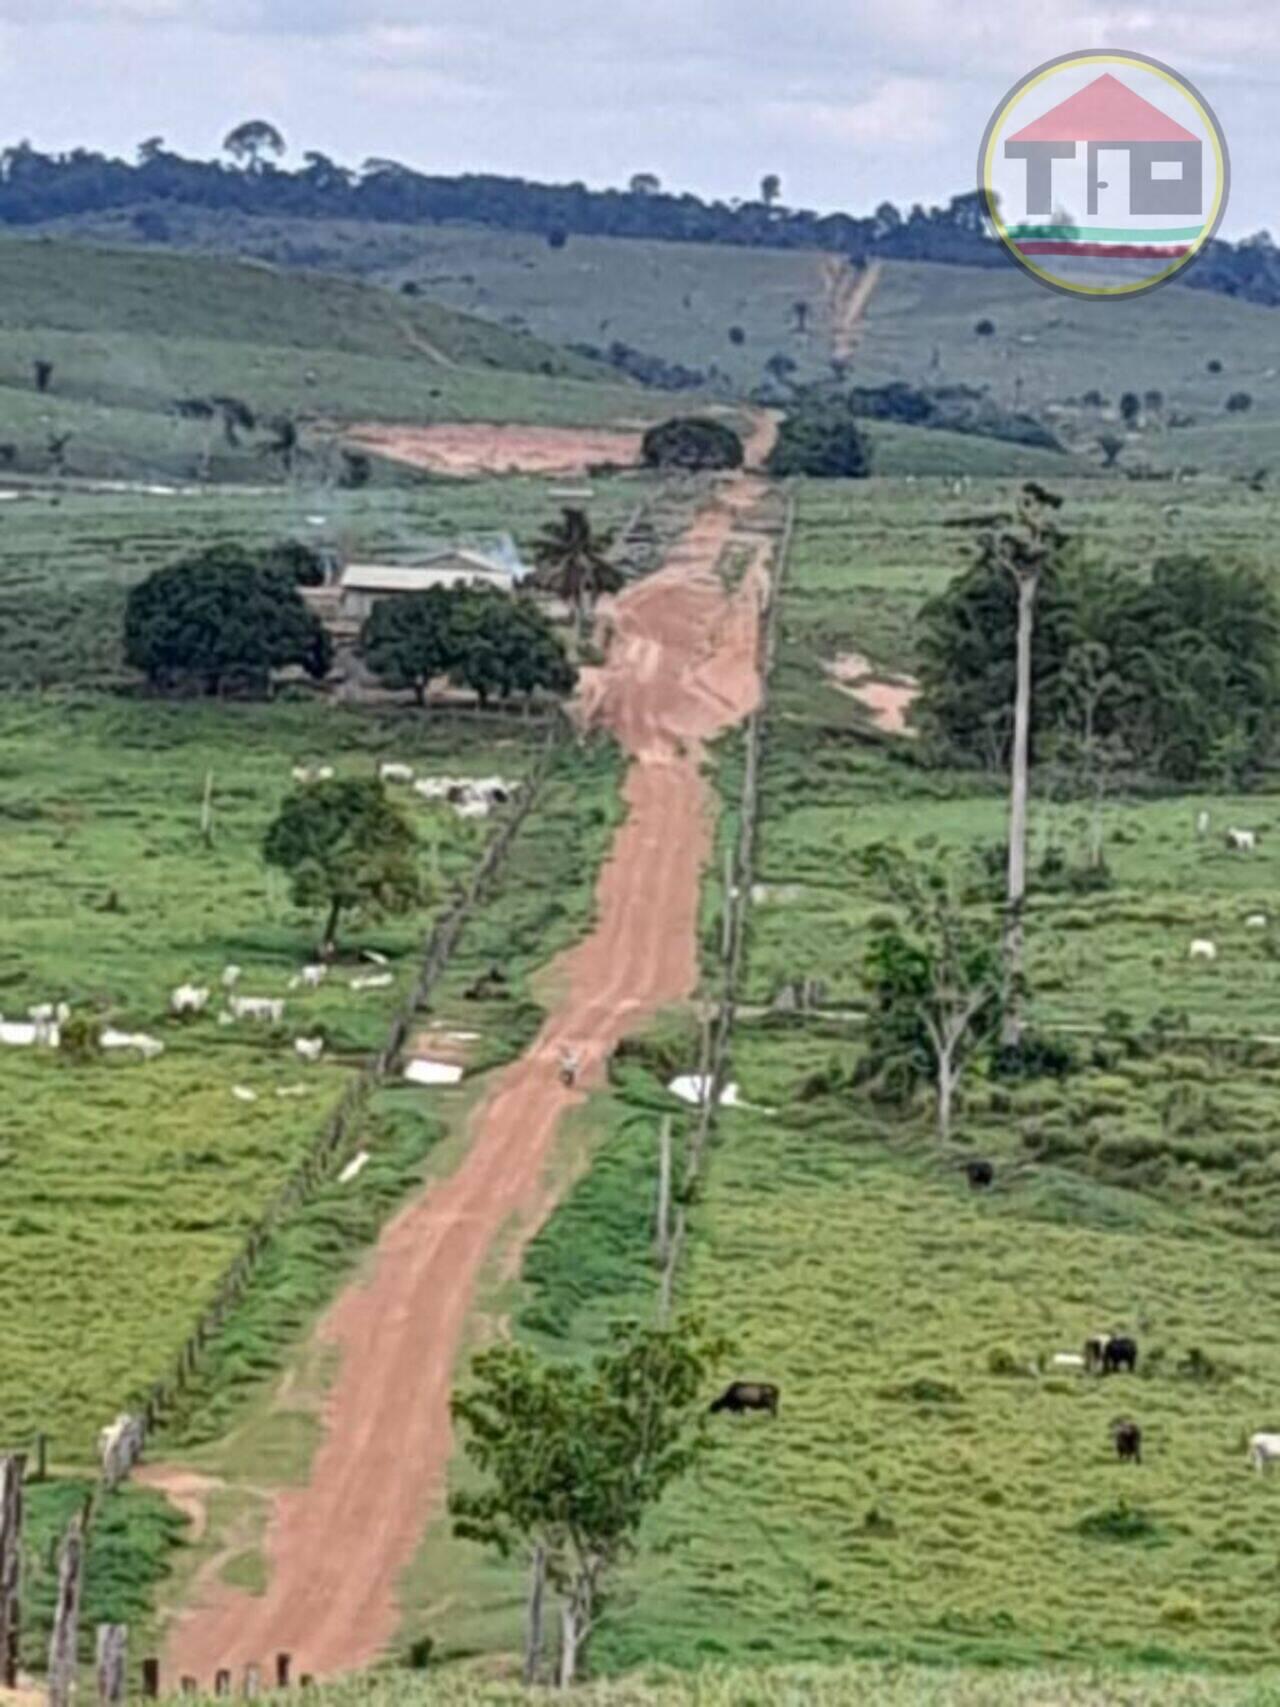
[978,49,1231,300]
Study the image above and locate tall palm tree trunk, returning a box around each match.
[1002,569,1037,1047]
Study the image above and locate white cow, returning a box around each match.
[100,1028,165,1060]
[1250,1431,1280,1472]
[1189,939,1218,961]
[350,973,393,991]
[362,949,389,966]
[1050,1353,1086,1373]
[231,1085,258,1104]
[1196,809,1211,837]
[339,1150,371,1185]
[1247,913,1269,929]
[294,1036,325,1062]
[288,964,328,991]
[170,983,210,1016]
[221,965,242,989]
[380,762,415,784]
[1227,828,1258,852]
[229,996,285,1023]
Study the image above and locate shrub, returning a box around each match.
[1207,358,1224,373]
[974,318,996,336]
[1076,1500,1161,1544]
[767,393,873,479]
[1226,391,1254,413]
[991,1030,1078,1082]
[641,416,744,472]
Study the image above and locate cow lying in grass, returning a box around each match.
[709,1381,780,1417]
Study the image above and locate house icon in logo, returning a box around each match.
[1005,72,1202,218]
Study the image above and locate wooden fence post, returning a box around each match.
[96,1624,127,1705]
[655,1118,673,1266]
[658,1209,686,1327]
[33,1434,47,1483]
[200,770,214,847]
[721,842,735,960]
[46,1512,84,1707]
[0,1454,25,1689]
[141,1659,159,1699]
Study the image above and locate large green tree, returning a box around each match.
[447,592,576,708]
[262,777,421,956]
[361,588,457,705]
[451,1317,728,1686]
[766,391,873,478]
[533,508,623,641]
[223,119,285,173]
[641,417,744,472]
[123,544,331,695]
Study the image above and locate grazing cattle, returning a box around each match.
[229,996,285,1024]
[1247,913,1269,930]
[1189,939,1217,961]
[100,1028,164,1060]
[379,762,415,784]
[709,1381,780,1417]
[351,973,393,992]
[965,1158,995,1190]
[339,1150,371,1185]
[289,964,327,991]
[294,1036,325,1063]
[1227,828,1258,852]
[1196,809,1211,837]
[1103,1335,1138,1375]
[170,983,210,1016]
[362,949,389,967]
[231,1085,258,1104]
[1084,1334,1138,1376]
[1249,1431,1280,1472]
[1051,1353,1086,1373]
[97,1413,145,1488]
[275,1084,307,1099]
[1113,1419,1143,1464]
[222,965,242,989]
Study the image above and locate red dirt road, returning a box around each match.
[147,460,778,1682]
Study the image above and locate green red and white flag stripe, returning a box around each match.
[1005,224,1203,259]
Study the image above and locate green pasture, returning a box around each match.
[0,693,541,1458]
[0,238,655,485]
[171,1665,1280,1707]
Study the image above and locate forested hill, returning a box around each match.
[5,137,1280,306]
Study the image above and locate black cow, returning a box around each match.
[709,1381,780,1418]
[1103,1335,1138,1376]
[1113,1419,1143,1464]
[965,1159,995,1191]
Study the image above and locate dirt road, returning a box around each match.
[147,439,779,1682]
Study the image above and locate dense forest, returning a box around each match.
[5,130,1280,306]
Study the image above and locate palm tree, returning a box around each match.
[999,481,1063,1048]
[532,508,621,642]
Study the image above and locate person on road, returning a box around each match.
[558,1046,580,1087]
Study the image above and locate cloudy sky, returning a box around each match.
[1,0,1274,236]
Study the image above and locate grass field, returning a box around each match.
[405,468,1280,1686]
[0,239,658,484]
[0,693,543,1462]
[177,1662,1280,1706]
[48,213,1280,477]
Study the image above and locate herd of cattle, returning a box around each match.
[710,1332,1280,1474]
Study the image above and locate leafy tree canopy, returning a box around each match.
[262,776,421,954]
[641,416,745,472]
[123,542,331,694]
[767,390,873,478]
[451,1316,729,1685]
[361,586,577,708]
[917,522,1280,784]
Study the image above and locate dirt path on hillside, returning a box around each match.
[821,257,881,366]
[146,430,779,1684]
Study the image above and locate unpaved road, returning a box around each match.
[147,428,779,1682]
